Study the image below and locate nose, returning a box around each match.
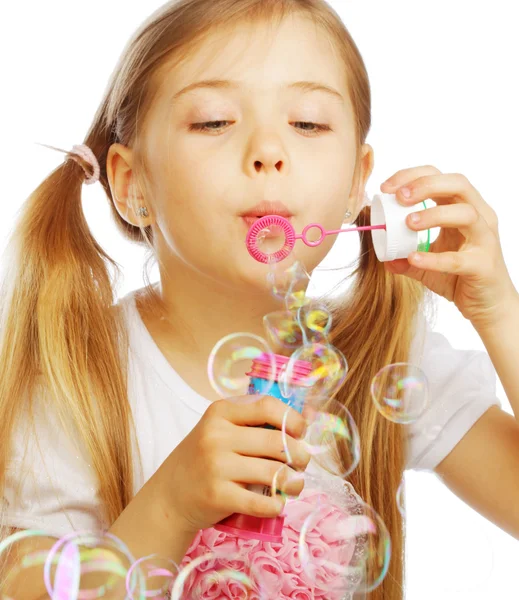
[254,159,284,173]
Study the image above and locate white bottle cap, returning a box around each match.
[370,193,425,262]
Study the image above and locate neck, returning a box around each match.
[142,262,289,365]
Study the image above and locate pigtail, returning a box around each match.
[0,143,136,540]
[326,204,428,599]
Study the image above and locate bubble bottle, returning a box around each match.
[214,352,313,543]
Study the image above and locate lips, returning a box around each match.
[240,200,293,220]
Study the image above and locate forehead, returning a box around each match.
[155,14,348,105]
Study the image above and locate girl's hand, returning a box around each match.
[152,395,311,535]
[380,165,518,329]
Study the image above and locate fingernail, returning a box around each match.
[410,213,420,224]
[400,187,411,198]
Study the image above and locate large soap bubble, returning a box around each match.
[370,362,429,424]
[279,342,348,408]
[208,333,276,398]
[297,474,391,596]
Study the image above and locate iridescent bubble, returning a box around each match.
[171,549,267,600]
[370,362,429,424]
[284,270,313,312]
[269,461,306,504]
[263,310,305,353]
[44,531,135,600]
[0,529,135,600]
[53,541,80,600]
[296,302,333,345]
[126,554,180,599]
[266,260,311,306]
[280,343,348,408]
[297,475,391,595]
[0,530,71,598]
[208,333,276,398]
[297,400,361,479]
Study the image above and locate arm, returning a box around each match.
[435,290,519,539]
[435,405,519,539]
[474,290,519,420]
[2,474,196,600]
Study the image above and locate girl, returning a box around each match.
[1,0,519,598]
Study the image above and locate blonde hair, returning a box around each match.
[0,1,430,597]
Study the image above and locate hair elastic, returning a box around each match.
[36,142,101,185]
[69,144,101,185]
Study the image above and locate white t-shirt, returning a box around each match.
[3,288,502,538]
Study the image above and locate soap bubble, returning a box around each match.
[296,302,333,345]
[299,401,361,479]
[279,343,348,408]
[370,362,429,424]
[208,333,276,398]
[266,260,311,306]
[298,476,391,596]
[172,548,268,600]
[268,462,306,503]
[126,554,180,599]
[263,310,305,353]
[46,531,135,600]
[284,269,313,312]
[0,529,136,600]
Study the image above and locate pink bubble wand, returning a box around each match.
[246,215,386,264]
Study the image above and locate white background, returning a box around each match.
[1,1,518,598]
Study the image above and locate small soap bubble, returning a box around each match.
[280,343,348,407]
[263,310,305,353]
[298,477,391,596]
[284,269,312,312]
[269,462,306,503]
[370,363,429,424]
[296,303,333,345]
[126,554,180,599]
[172,549,267,600]
[266,260,311,305]
[208,333,276,398]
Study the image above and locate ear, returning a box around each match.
[347,143,375,212]
[106,143,154,227]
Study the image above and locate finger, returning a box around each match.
[230,485,287,518]
[232,425,311,470]
[228,457,305,495]
[406,202,491,245]
[392,173,497,228]
[381,165,442,192]
[221,395,307,440]
[408,248,487,276]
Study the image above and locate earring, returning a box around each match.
[344,209,353,219]
[138,206,149,218]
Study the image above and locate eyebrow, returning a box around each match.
[171,79,345,103]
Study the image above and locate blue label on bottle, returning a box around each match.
[248,377,306,415]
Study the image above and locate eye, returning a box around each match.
[189,121,332,135]
[292,122,332,136]
[189,121,230,132]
